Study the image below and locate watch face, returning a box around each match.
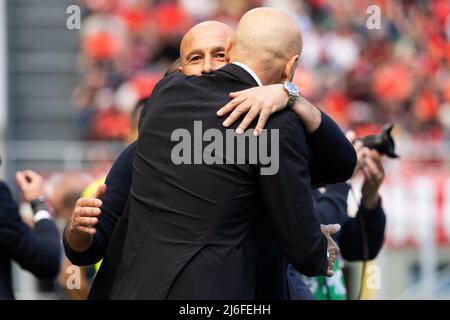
[284,82,299,95]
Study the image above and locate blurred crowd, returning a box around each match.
[72,0,450,144]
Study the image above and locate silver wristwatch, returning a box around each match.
[283,82,300,109]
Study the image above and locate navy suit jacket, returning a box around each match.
[0,181,60,300]
[287,183,387,300]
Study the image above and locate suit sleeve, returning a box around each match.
[307,111,357,187]
[138,72,182,130]
[10,220,61,278]
[0,182,60,278]
[313,182,386,261]
[259,114,328,277]
[339,200,386,261]
[313,183,350,226]
[63,141,136,265]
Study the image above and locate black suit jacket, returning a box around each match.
[108,64,328,299]
[0,181,60,300]
[65,67,357,300]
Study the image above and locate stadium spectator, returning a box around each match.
[0,171,60,300]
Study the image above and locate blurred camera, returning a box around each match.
[359,124,399,159]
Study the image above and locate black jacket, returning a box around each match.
[287,183,387,300]
[110,64,330,299]
[313,183,386,261]
[0,181,60,300]
[64,65,357,300]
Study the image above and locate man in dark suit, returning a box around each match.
[64,18,356,299]
[104,8,342,299]
[0,171,60,299]
[288,146,387,300]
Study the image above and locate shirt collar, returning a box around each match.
[231,62,262,86]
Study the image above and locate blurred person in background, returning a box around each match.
[64,15,356,299]
[288,134,387,300]
[0,170,60,300]
[53,176,93,300]
[58,98,147,299]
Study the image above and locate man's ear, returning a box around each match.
[282,55,299,82]
[225,38,233,63]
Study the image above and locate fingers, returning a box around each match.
[15,170,43,187]
[354,146,370,175]
[71,207,100,236]
[254,109,270,136]
[76,216,99,227]
[320,223,341,277]
[321,223,341,235]
[217,94,247,117]
[327,240,340,276]
[354,141,365,154]
[72,195,102,241]
[22,170,40,180]
[329,224,341,235]
[370,150,384,173]
[70,196,102,237]
[223,102,252,128]
[92,183,107,199]
[229,90,244,99]
[74,206,101,217]
[327,260,335,276]
[219,85,285,133]
[326,244,339,277]
[76,226,96,235]
[76,197,102,209]
[15,172,27,188]
[235,103,262,134]
[363,155,384,183]
[326,251,337,277]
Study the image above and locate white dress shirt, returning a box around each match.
[232,62,263,86]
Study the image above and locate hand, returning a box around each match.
[217,84,288,136]
[361,150,384,209]
[320,224,341,277]
[66,184,106,252]
[15,170,45,202]
[68,184,106,236]
[346,131,364,178]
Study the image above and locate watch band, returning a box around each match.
[283,82,300,109]
[30,196,49,215]
[287,95,297,109]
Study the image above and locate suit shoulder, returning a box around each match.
[266,110,306,137]
[153,72,187,91]
[153,72,212,99]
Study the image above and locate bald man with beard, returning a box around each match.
[64,17,356,299]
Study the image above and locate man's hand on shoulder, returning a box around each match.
[217,84,289,136]
[217,83,323,137]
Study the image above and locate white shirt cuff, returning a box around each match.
[33,210,53,223]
